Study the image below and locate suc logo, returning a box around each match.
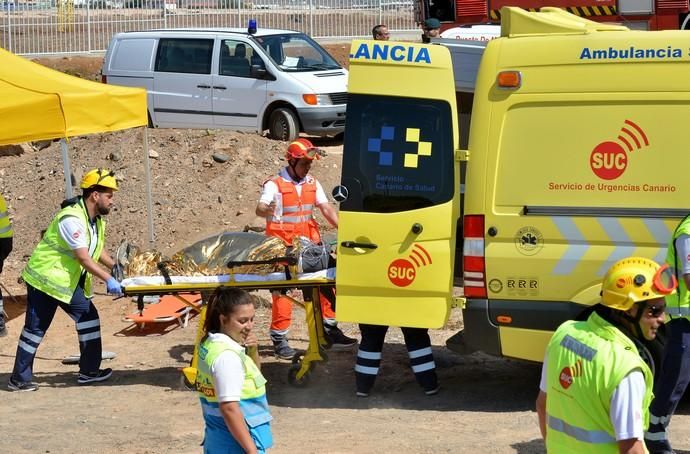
[590,120,649,180]
[387,244,432,287]
[559,360,583,390]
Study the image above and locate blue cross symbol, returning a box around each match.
[367,126,395,166]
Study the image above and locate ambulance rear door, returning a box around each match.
[334,40,461,328]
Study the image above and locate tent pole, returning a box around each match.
[60,139,73,199]
[142,127,155,248]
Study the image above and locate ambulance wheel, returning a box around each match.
[288,364,311,387]
[268,108,299,142]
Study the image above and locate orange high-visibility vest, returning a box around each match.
[265,175,321,245]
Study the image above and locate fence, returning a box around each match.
[0,0,417,55]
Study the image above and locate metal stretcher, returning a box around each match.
[121,257,334,387]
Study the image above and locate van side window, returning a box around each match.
[155,38,213,74]
[340,94,454,213]
[219,40,256,78]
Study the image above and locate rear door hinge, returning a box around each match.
[455,149,470,161]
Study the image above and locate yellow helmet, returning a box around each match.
[80,168,118,191]
[601,256,677,311]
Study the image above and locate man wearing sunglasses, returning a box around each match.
[537,257,677,453]
[646,214,690,454]
[256,139,356,360]
[8,169,124,392]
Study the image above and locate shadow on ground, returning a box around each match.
[262,341,543,413]
[0,366,189,391]
[2,292,27,323]
[511,438,545,454]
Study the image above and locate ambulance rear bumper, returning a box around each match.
[449,298,589,358]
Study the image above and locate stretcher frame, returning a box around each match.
[122,277,332,387]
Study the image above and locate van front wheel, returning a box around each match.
[268,108,299,141]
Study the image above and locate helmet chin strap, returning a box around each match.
[599,304,646,342]
[287,159,304,182]
[620,302,646,340]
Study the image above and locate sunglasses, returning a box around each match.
[645,303,666,318]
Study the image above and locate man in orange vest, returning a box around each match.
[256,138,357,359]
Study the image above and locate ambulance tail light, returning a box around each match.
[463,215,487,298]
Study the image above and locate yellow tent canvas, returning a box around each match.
[0,47,147,146]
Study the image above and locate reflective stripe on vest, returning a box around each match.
[265,175,321,244]
[21,199,105,304]
[0,195,13,238]
[667,214,690,318]
[547,414,616,444]
[23,265,74,297]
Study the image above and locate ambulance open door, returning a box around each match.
[333,40,461,328]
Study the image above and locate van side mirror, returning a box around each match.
[251,64,274,80]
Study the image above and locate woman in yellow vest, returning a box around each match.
[536,257,677,453]
[0,192,13,337]
[195,288,273,453]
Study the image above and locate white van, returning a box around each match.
[101,27,348,140]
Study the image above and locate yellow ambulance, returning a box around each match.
[334,7,690,362]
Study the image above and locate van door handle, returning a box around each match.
[341,241,378,250]
[213,85,227,90]
[197,84,211,89]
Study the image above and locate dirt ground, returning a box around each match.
[2,47,690,454]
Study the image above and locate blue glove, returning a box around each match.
[106,277,123,296]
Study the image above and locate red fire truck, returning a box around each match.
[417,0,690,31]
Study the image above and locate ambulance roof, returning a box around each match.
[501,6,628,37]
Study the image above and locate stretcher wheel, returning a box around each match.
[287,364,311,387]
[291,350,306,365]
[180,374,195,391]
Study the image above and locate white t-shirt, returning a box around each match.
[539,355,646,441]
[675,234,690,275]
[208,332,245,403]
[259,167,328,207]
[58,215,98,257]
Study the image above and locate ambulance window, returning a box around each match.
[340,94,454,213]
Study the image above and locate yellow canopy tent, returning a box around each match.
[0,47,156,245]
[0,47,147,145]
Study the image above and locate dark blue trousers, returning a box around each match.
[646,317,690,451]
[355,324,438,394]
[11,283,102,383]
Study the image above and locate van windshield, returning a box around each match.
[253,33,341,72]
[339,94,454,213]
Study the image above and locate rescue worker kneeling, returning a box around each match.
[536,257,677,453]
